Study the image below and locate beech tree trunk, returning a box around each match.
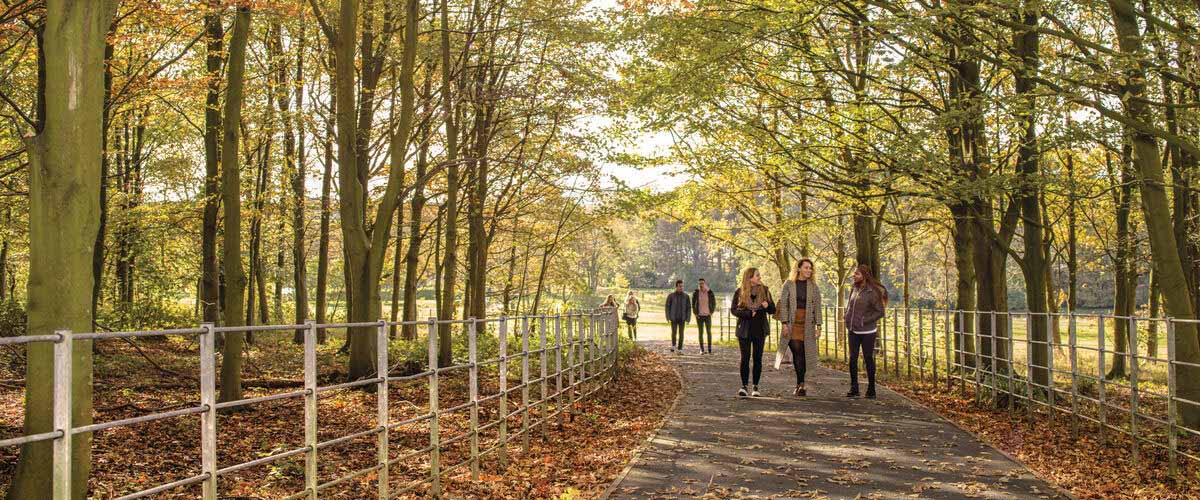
[437,0,461,367]
[217,5,252,403]
[200,1,223,325]
[1107,0,1200,427]
[8,2,117,498]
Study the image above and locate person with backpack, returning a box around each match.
[731,268,775,397]
[664,280,691,353]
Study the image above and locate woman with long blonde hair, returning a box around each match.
[730,267,776,397]
[621,291,640,340]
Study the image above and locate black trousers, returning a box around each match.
[670,321,686,349]
[788,339,806,384]
[738,335,765,386]
[696,316,712,351]
[848,332,877,391]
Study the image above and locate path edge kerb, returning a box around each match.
[598,350,686,500]
[820,363,1080,500]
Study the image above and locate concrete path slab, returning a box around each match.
[606,341,1067,499]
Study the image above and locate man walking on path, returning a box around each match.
[665,279,691,353]
[692,278,716,354]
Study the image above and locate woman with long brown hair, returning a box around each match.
[843,264,887,398]
[731,267,776,397]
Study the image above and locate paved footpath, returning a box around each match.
[606,341,1067,500]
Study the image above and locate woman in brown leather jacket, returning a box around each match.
[842,265,887,399]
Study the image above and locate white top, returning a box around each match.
[623,299,640,319]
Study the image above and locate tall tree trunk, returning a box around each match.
[217,5,252,403]
[390,206,404,338]
[950,204,977,368]
[1108,0,1200,427]
[1042,197,1061,346]
[9,2,116,498]
[201,2,224,325]
[91,24,116,326]
[437,0,462,367]
[1014,1,1048,387]
[401,100,430,340]
[1067,133,1078,313]
[321,0,420,379]
[1148,270,1160,356]
[315,72,333,340]
[1108,143,1135,380]
[0,237,7,302]
[899,214,910,311]
[284,25,308,338]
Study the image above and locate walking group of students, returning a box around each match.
[604,261,889,400]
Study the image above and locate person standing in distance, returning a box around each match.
[665,279,691,353]
[692,278,716,354]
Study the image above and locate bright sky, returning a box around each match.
[583,0,689,193]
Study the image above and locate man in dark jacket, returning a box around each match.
[665,280,691,353]
[692,278,716,354]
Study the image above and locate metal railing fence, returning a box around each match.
[817,305,1200,478]
[0,307,621,499]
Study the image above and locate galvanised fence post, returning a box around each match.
[1167,318,1178,478]
[468,318,480,480]
[52,330,72,500]
[302,321,318,499]
[1068,313,1079,439]
[200,323,218,500]
[521,316,531,451]
[427,318,440,497]
[1129,316,1139,466]
[1098,315,1107,445]
[498,317,509,468]
[375,321,390,498]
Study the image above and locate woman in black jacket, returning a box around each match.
[731,267,776,397]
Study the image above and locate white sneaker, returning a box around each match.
[751,386,761,397]
[737,386,749,397]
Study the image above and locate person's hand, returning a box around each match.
[760,300,769,309]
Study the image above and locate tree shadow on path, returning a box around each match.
[605,341,1068,499]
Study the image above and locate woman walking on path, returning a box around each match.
[622,291,640,340]
[602,294,620,336]
[843,265,887,399]
[777,258,822,397]
[692,278,716,354]
[731,267,775,397]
